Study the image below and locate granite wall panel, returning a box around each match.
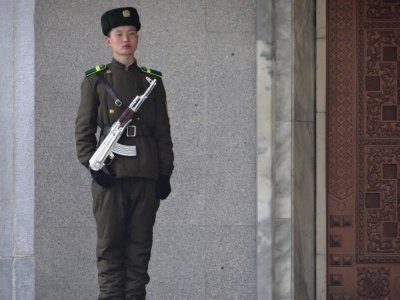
[15,257,35,300]
[0,259,13,300]
[140,0,208,227]
[0,0,15,259]
[14,0,35,257]
[206,0,256,32]
[148,226,206,300]
[0,0,35,298]
[35,226,97,299]
[204,31,256,226]
[204,226,257,300]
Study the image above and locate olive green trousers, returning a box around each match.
[91,178,160,300]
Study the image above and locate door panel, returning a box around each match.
[328,0,400,298]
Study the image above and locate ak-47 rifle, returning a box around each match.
[89,77,157,171]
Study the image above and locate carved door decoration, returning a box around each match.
[328,0,400,298]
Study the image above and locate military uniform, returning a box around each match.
[75,7,174,300]
[76,59,173,179]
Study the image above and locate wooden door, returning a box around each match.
[327,0,400,298]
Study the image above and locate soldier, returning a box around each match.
[75,7,174,300]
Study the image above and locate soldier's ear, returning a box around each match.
[105,36,111,47]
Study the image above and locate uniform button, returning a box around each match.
[109,109,115,114]
[106,70,112,74]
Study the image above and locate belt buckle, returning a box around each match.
[127,125,137,137]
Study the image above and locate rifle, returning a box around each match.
[89,77,157,171]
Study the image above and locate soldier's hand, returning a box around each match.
[90,167,115,188]
[156,175,171,200]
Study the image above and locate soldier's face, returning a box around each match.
[106,25,138,57]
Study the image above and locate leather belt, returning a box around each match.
[101,125,152,138]
[98,125,143,157]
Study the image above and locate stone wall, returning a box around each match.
[257,0,316,299]
[35,1,257,299]
[0,0,35,299]
[0,0,317,298]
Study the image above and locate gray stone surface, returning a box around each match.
[0,0,14,258]
[0,258,13,300]
[35,0,106,229]
[0,0,13,93]
[205,226,257,299]
[206,0,256,32]
[148,226,206,299]
[35,226,97,299]
[0,204,13,257]
[15,257,35,300]
[14,0,35,256]
[1,0,35,298]
[140,0,209,227]
[204,32,256,226]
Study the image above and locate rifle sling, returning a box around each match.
[96,73,126,109]
[97,72,153,139]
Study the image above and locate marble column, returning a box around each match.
[257,0,316,299]
[0,0,35,299]
[256,0,273,298]
[257,0,294,298]
[273,0,293,299]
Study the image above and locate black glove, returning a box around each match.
[90,168,115,188]
[156,175,171,200]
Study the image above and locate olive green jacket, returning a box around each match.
[75,59,174,179]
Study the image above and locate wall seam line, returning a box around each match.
[12,0,16,298]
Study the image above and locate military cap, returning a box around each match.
[101,7,141,36]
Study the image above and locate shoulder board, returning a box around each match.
[141,67,163,78]
[85,64,106,77]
